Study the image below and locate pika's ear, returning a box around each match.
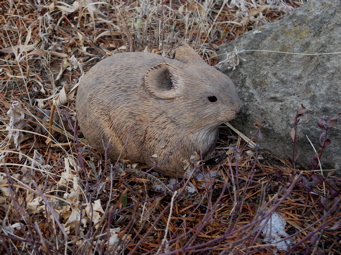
[144,63,180,99]
[174,43,206,64]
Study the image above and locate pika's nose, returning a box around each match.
[236,105,243,115]
[232,99,243,115]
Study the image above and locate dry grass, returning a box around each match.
[1,0,341,254]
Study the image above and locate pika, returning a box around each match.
[76,44,242,177]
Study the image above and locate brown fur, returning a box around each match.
[76,45,242,177]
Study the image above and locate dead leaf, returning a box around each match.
[6,102,27,152]
[0,43,37,54]
[27,197,45,213]
[179,3,204,15]
[56,58,71,81]
[29,49,68,58]
[0,173,11,197]
[85,199,104,228]
[249,5,270,17]
[94,30,122,43]
[56,1,79,13]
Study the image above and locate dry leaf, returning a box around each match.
[56,1,79,13]
[108,228,120,246]
[27,197,45,213]
[94,30,122,43]
[58,157,76,186]
[56,58,71,81]
[249,5,270,17]
[64,204,82,232]
[179,3,204,15]
[85,199,105,228]
[29,49,68,58]
[0,173,11,197]
[54,86,68,106]
[0,43,37,54]
[6,102,27,152]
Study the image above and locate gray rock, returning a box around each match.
[218,0,341,171]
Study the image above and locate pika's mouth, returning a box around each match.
[228,104,243,121]
[224,109,241,122]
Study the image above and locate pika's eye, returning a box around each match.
[207,96,218,102]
